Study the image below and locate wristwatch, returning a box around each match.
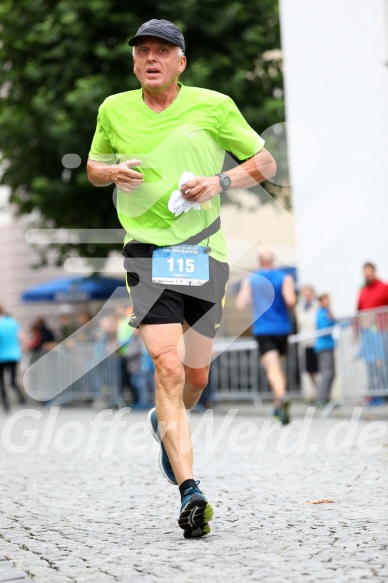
[215,172,232,193]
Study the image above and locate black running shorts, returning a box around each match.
[255,334,289,356]
[122,242,229,338]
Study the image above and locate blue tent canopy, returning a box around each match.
[21,276,127,303]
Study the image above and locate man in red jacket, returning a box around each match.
[357,263,388,311]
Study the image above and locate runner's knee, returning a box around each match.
[185,367,209,392]
[153,350,185,387]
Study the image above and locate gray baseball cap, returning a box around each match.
[128,19,185,53]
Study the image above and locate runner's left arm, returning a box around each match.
[181,148,276,204]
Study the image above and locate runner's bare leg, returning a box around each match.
[260,349,286,406]
[139,322,214,486]
[139,322,191,486]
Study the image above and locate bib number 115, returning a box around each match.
[167,257,194,273]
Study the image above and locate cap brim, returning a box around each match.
[128,32,181,49]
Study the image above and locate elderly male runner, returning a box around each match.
[87,19,276,538]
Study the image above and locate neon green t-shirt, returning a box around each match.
[89,82,265,262]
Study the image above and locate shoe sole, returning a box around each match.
[178,497,214,538]
[147,408,177,486]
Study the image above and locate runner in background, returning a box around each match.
[236,247,296,424]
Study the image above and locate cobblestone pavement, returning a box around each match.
[0,404,387,583]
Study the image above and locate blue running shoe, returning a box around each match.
[178,480,214,539]
[147,407,177,485]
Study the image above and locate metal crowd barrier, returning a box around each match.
[24,307,388,409]
[211,337,302,402]
[288,306,388,405]
[24,343,126,408]
[26,337,279,407]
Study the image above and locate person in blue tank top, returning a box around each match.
[236,247,296,423]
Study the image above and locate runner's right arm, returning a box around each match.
[87,159,144,192]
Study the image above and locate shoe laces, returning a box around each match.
[183,480,200,496]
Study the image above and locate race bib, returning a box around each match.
[152,245,210,286]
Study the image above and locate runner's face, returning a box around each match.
[133,37,186,91]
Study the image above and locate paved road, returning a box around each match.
[0,404,387,582]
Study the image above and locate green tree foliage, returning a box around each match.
[0,0,284,264]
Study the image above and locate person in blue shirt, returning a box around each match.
[314,294,336,406]
[236,247,296,423]
[0,306,26,412]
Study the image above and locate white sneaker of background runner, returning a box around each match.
[168,171,201,216]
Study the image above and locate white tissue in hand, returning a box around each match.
[168,171,201,216]
[178,171,195,190]
[168,191,185,216]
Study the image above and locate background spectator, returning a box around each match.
[357,262,388,312]
[356,313,386,406]
[116,305,140,406]
[314,294,336,407]
[75,311,95,343]
[295,285,319,400]
[0,306,26,411]
[58,306,77,342]
[26,317,55,362]
[126,331,154,409]
[356,261,388,388]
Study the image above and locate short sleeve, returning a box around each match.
[216,97,265,160]
[88,106,118,164]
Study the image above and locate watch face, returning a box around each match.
[222,174,232,190]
